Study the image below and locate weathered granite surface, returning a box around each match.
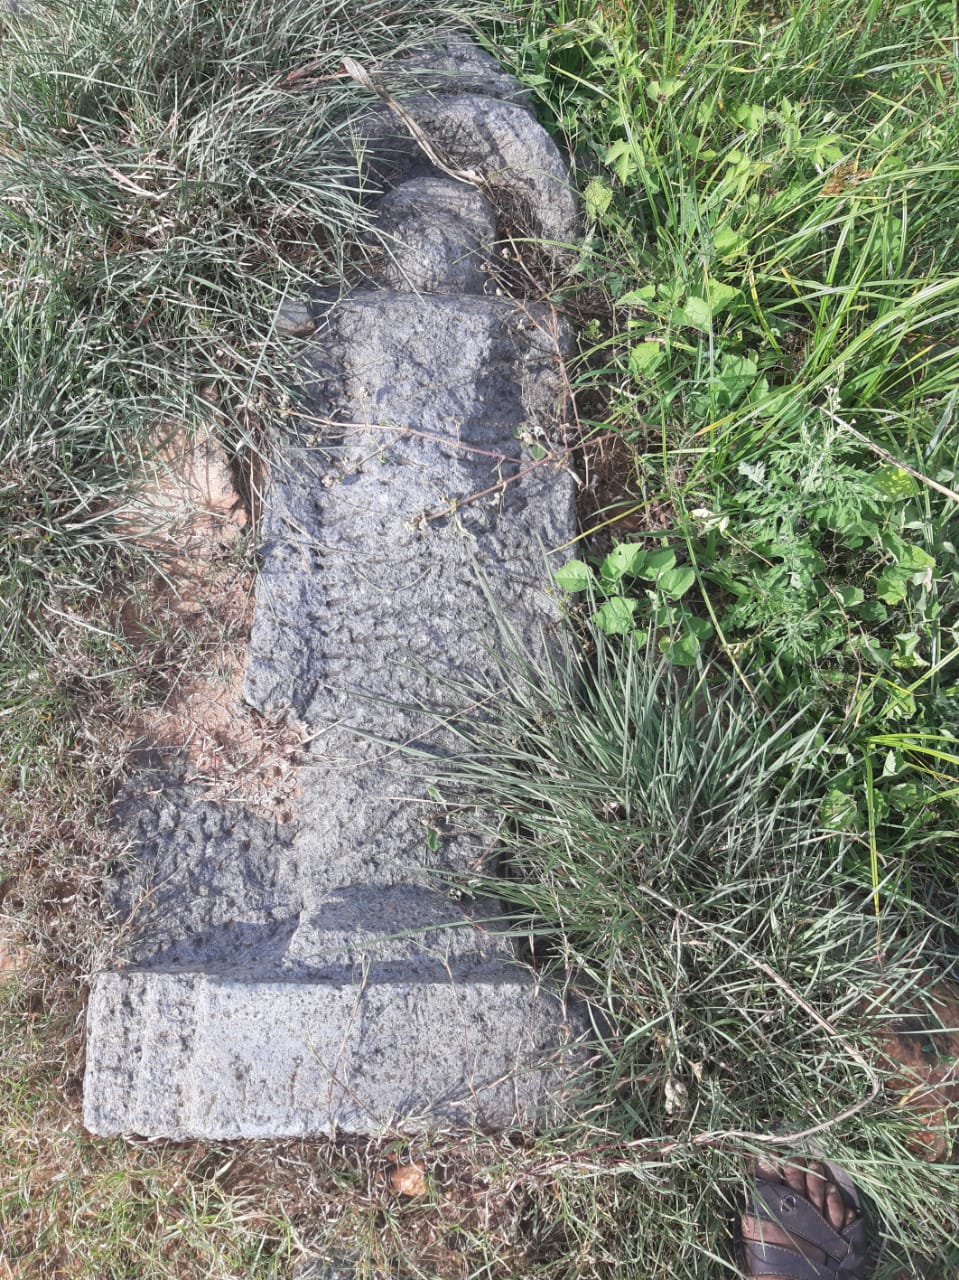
[382,35,535,109]
[246,290,573,729]
[83,38,587,1140]
[375,177,496,293]
[106,781,299,972]
[85,969,577,1139]
[353,93,578,251]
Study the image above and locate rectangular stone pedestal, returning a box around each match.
[84,967,583,1139]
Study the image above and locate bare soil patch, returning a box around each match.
[115,425,306,821]
[875,977,959,1163]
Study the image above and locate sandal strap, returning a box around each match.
[741,1237,848,1280]
[749,1178,863,1262]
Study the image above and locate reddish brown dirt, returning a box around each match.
[577,429,679,554]
[875,977,959,1162]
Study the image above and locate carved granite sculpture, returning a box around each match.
[84,36,588,1140]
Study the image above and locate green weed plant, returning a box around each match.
[498,0,959,917]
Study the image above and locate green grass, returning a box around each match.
[424,626,959,1276]
[2,0,959,1276]
[479,0,959,1272]
[0,0,490,777]
[493,0,959,917]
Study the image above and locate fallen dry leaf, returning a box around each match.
[389,1161,427,1198]
[0,923,29,982]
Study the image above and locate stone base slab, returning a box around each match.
[84,967,586,1139]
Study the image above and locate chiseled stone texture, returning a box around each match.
[85,969,582,1139]
[243,288,574,907]
[245,290,573,731]
[106,779,300,973]
[83,37,588,1141]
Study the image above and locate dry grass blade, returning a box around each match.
[342,55,486,187]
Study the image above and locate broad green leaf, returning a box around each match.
[680,132,717,159]
[601,543,648,582]
[605,138,638,183]
[834,585,865,607]
[871,465,919,500]
[731,102,766,131]
[857,599,888,622]
[618,285,656,305]
[554,559,592,592]
[659,631,701,665]
[651,599,675,627]
[584,177,613,219]
[822,787,859,828]
[888,781,925,812]
[892,632,927,669]
[897,544,935,572]
[685,615,714,640]
[707,280,741,313]
[675,295,712,331]
[713,225,745,255]
[875,567,907,605]
[717,354,758,405]
[658,565,696,599]
[646,548,677,576]
[812,138,844,166]
[880,530,908,559]
[593,596,638,635]
[646,77,683,102]
[628,342,663,376]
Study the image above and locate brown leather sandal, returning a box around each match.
[738,1160,868,1279]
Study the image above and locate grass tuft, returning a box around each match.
[428,626,959,1275]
